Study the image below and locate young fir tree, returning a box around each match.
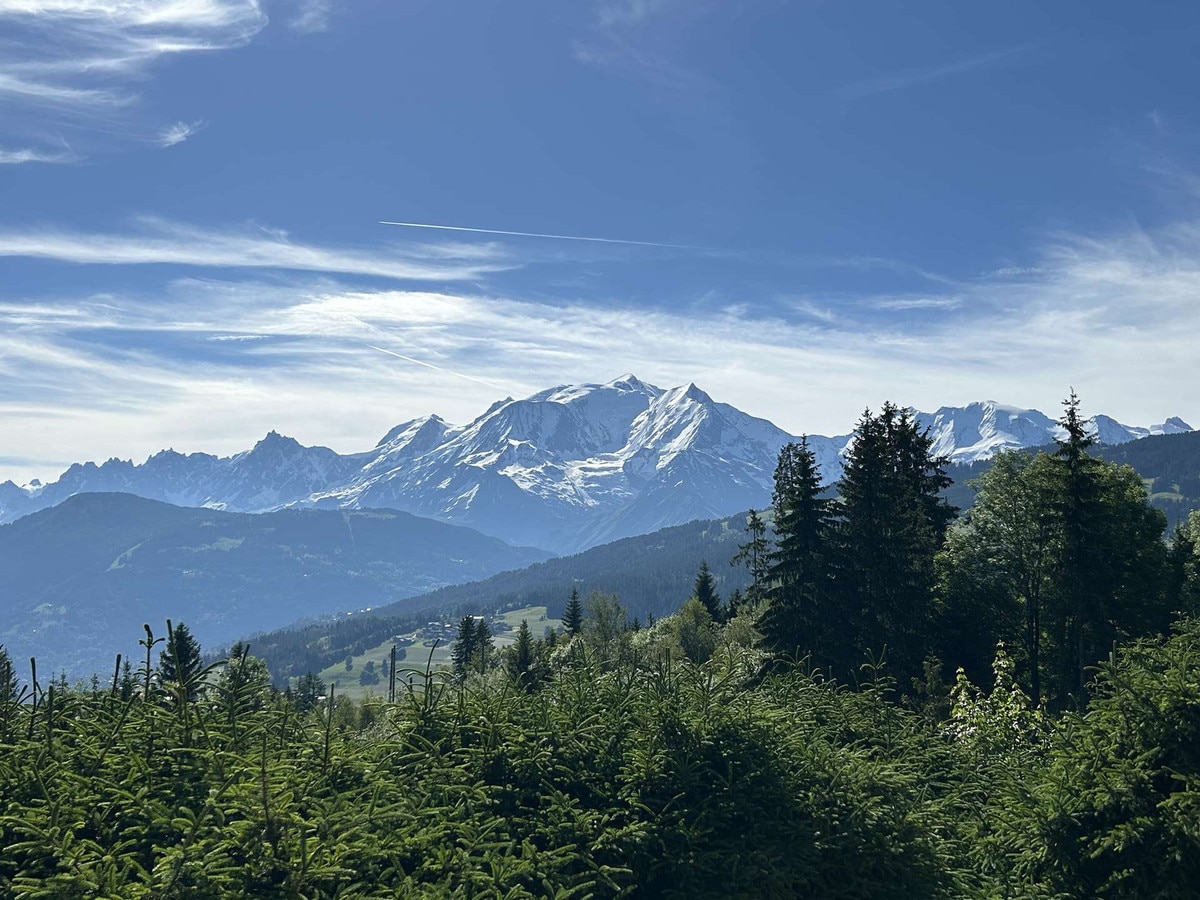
[759,438,834,663]
[732,508,772,607]
[505,620,536,689]
[693,560,723,622]
[562,587,584,638]
[451,616,478,679]
[159,621,204,700]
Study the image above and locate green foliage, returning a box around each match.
[692,560,722,622]
[562,587,583,638]
[938,406,1170,705]
[660,597,719,664]
[4,614,1200,897]
[159,621,204,702]
[1003,620,1200,898]
[831,404,954,681]
[731,508,771,607]
[759,437,835,664]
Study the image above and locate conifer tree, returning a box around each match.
[451,616,477,678]
[1167,511,1200,615]
[760,438,834,662]
[1049,389,1100,697]
[563,587,584,638]
[474,618,494,674]
[159,621,204,700]
[505,620,535,689]
[0,644,19,742]
[118,659,135,701]
[727,587,744,619]
[833,406,954,680]
[295,671,324,712]
[693,560,722,622]
[731,509,771,606]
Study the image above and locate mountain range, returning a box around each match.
[0,376,1191,553]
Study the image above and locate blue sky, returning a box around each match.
[3,0,1200,483]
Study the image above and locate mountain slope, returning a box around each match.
[0,493,549,677]
[244,513,756,682]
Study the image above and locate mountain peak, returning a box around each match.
[252,430,300,451]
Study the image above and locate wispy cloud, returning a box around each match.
[0,145,76,164]
[573,0,710,91]
[0,0,267,156]
[157,120,203,147]
[835,42,1035,104]
[0,217,514,281]
[290,0,331,33]
[596,0,672,28]
[3,215,1200,484]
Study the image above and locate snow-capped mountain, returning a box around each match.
[915,402,1192,466]
[0,378,1191,552]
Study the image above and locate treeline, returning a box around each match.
[945,426,1200,530]
[736,393,1199,708]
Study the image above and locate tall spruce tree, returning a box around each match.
[1044,391,1169,700]
[474,618,494,675]
[693,560,722,622]
[759,438,834,662]
[451,616,477,678]
[833,405,954,681]
[562,587,584,638]
[1049,389,1101,698]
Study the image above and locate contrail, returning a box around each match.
[380,220,705,250]
[362,343,509,391]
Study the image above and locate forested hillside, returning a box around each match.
[0,494,549,677]
[945,428,1200,528]
[240,515,754,683]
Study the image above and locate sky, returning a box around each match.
[3,0,1200,484]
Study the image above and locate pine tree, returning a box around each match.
[1167,512,1200,615]
[1039,390,1168,701]
[119,659,135,701]
[505,620,535,689]
[760,438,834,662]
[1049,388,1101,698]
[731,509,771,606]
[451,616,477,678]
[474,618,494,674]
[727,587,744,619]
[0,644,19,742]
[833,406,954,681]
[295,671,324,712]
[159,621,204,701]
[563,587,584,638]
[693,560,722,622]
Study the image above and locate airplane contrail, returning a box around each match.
[380,220,705,250]
[362,342,509,391]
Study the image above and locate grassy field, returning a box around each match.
[314,606,562,700]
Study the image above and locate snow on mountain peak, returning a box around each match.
[0,376,1192,553]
